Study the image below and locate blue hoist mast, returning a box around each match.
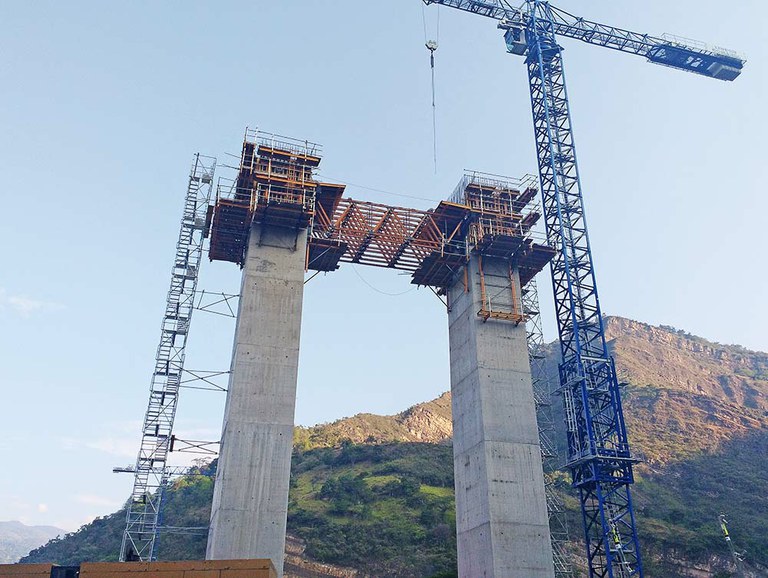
[421,1,745,577]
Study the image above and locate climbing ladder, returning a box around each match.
[524,278,575,578]
[120,154,216,561]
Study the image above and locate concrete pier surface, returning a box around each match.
[206,224,307,577]
[447,255,555,578]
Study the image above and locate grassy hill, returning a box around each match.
[21,317,768,577]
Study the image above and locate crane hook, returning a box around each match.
[425,40,438,173]
[426,39,438,68]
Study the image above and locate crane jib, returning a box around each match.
[424,0,745,81]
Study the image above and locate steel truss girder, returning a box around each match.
[525,3,642,576]
[120,154,216,562]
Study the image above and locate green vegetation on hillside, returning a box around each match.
[22,431,768,577]
[23,445,458,577]
[288,443,457,576]
[21,319,768,577]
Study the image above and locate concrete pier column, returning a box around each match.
[207,223,307,577]
[448,254,555,578]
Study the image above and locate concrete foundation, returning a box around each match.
[448,255,555,578]
[206,223,307,577]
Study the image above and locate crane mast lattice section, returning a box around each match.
[719,515,746,576]
[120,154,216,562]
[525,5,642,577]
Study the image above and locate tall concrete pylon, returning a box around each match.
[206,223,307,577]
[447,254,555,578]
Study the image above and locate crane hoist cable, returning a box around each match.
[421,2,440,173]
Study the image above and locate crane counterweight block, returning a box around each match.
[646,43,744,81]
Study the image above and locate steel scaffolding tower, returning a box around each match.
[120,154,216,561]
[524,278,575,578]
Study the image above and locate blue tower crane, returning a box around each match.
[421,1,745,577]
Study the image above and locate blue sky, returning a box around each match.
[1,0,765,534]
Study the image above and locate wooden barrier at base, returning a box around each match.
[0,565,53,577]
[81,560,276,578]
[0,560,276,578]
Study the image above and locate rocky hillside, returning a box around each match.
[0,521,63,563]
[607,317,768,412]
[599,318,768,577]
[293,392,453,450]
[20,317,768,577]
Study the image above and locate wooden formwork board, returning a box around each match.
[79,560,276,578]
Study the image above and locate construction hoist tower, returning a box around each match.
[120,154,216,561]
[417,1,745,576]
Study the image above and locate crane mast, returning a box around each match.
[524,4,641,576]
[422,1,744,577]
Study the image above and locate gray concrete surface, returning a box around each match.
[447,255,555,578]
[206,224,307,577]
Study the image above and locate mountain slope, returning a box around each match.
[294,392,453,450]
[601,318,768,576]
[0,521,63,563]
[21,317,768,577]
[607,317,768,412]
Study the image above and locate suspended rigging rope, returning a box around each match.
[315,171,438,203]
[352,266,416,297]
[422,3,440,173]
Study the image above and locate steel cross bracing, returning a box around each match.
[524,278,574,578]
[120,154,216,562]
[419,1,744,577]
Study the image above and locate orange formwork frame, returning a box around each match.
[207,131,556,320]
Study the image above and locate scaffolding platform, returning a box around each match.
[411,250,467,288]
[306,238,347,271]
[519,241,558,286]
[251,194,314,230]
[474,232,526,259]
[208,130,321,266]
[315,182,346,220]
[208,200,250,264]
